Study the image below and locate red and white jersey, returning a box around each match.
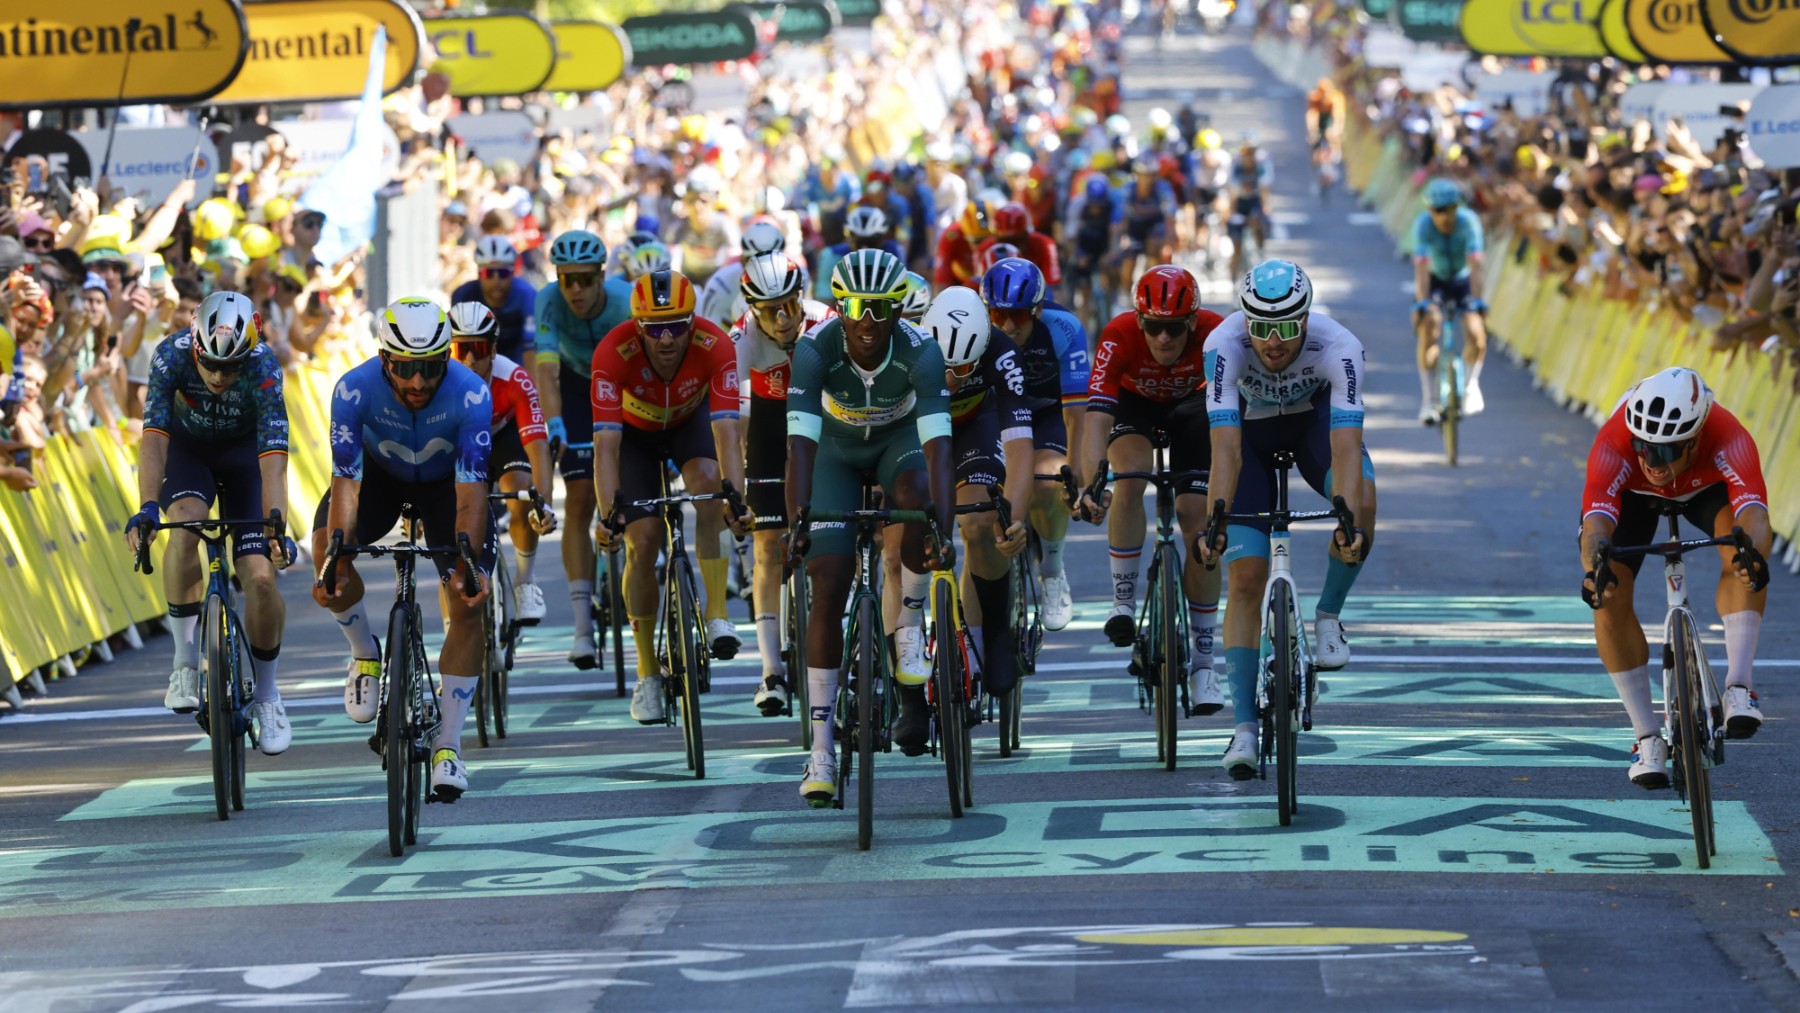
[731,298,836,406]
[1582,401,1768,521]
[490,355,547,445]
[1087,309,1226,410]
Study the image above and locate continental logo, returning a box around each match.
[0,15,211,58]
[1725,0,1798,22]
[1642,0,1704,30]
[248,25,371,62]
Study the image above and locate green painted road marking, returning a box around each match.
[3,795,1780,918]
[92,726,1644,822]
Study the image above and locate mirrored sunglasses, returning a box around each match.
[1141,317,1191,338]
[1247,319,1304,343]
[451,340,494,360]
[559,271,600,291]
[387,355,448,380]
[641,319,692,342]
[480,266,513,280]
[841,296,898,322]
[988,306,1036,330]
[1631,437,1692,468]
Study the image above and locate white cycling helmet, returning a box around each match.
[1002,151,1034,176]
[1240,259,1313,321]
[845,206,890,239]
[379,297,451,358]
[448,301,498,338]
[741,253,804,303]
[1623,367,1713,444]
[923,285,990,368]
[898,271,932,321]
[193,290,259,365]
[474,235,517,267]
[742,220,786,257]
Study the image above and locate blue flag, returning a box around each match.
[299,26,388,266]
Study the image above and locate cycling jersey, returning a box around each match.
[1018,307,1090,409]
[1203,311,1367,429]
[143,332,288,456]
[451,275,537,363]
[976,233,1063,287]
[534,276,634,371]
[934,225,981,288]
[1066,189,1118,258]
[590,318,739,433]
[490,355,546,445]
[697,262,747,329]
[1231,151,1272,191]
[330,357,492,485]
[1121,179,1177,244]
[1088,310,1226,412]
[1193,151,1231,192]
[1582,402,1767,523]
[732,298,836,405]
[947,327,1033,441]
[1413,207,1484,281]
[787,318,951,445]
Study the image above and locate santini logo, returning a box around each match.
[0,15,211,58]
[1725,0,1800,22]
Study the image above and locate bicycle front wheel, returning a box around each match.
[1672,620,1712,868]
[202,594,234,822]
[855,595,878,851]
[229,612,252,812]
[1438,323,1462,467]
[384,606,415,857]
[1157,547,1183,773]
[933,579,967,818]
[1270,582,1299,825]
[605,548,627,698]
[475,594,494,749]
[787,567,812,749]
[674,562,707,780]
[493,561,513,740]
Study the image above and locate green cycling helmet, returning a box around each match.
[829,248,908,301]
[1424,178,1463,211]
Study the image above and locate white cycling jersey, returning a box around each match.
[1203,310,1366,429]
[731,298,836,411]
[698,263,748,331]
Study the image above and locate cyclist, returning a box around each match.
[815,206,906,303]
[1114,158,1177,307]
[1195,261,1377,781]
[591,270,754,724]
[533,230,635,669]
[1580,368,1772,786]
[734,252,838,716]
[448,302,559,622]
[1191,129,1232,270]
[697,220,789,329]
[898,271,932,324]
[976,201,1063,290]
[312,297,494,802]
[1227,136,1272,279]
[451,235,537,370]
[1412,177,1489,421]
[1065,174,1119,319]
[935,199,993,290]
[786,248,955,806]
[126,291,296,754]
[982,258,1091,630]
[1075,266,1225,712]
[1305,77,1345,191]
[621,242,674,282]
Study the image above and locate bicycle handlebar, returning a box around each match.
[1585,526,1768,608]
[1200,495,1356,572]
[133,510,286,577]
[1035,466,1079,509]
[319,526,484,599]
[788,502,952,569]
[601,480,748,535]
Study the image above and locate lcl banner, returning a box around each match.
[1597,0,1649,59]
[545,21,630,92]
[426,12,558,97]
[1459,0,1606,55]
[0,0,249,110]
[211,0,424,105]
[1699,0,1800,63]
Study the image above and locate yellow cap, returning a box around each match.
[238,223,281,260]
[263,196,293,224]
[81,214,133,254]
[194,199,236,242]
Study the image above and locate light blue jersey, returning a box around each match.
[1412,206,1483,281]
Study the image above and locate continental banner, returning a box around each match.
[623,10,759,66]
[1598,0,1650,59]
[546,21,630,92]
[0,0,249,110]
[426,12,557,97]
[1623,0,1734,63]
[1459,0,1606,55]
[1700,0,1800,63]
[212,0,424,105]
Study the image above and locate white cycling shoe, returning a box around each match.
[569,634,599,671]
[754,674,790,716]
[894,626,928,686]
[165,666,201,713]
[1222,728,1259,781]
[431,747,469,801]
[515,582,546,624]
[1463,381,1486,416]
[1417,401,1439,426]
[344,658,381,724]
[801,753,837,808]
[1629,735,1669,789]
[1313,617,1350,671]
[1188,660,1224,715]
[1042,574,1074,631]
[251,699,291,755]
[631,675,666,724]
[707,618,741,660]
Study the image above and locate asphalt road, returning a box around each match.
[3,20,1798,1013]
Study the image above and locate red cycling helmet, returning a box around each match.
[1135,265,1200,319]
[993,202,1031,238]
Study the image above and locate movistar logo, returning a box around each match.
[1727,0,1799,21]
[630,21,750,51]
[1644,0,1703,30]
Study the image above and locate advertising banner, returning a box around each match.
[1623,0,1734,62]
[834,0,882,27]
[1459,0,1606,55]
[426,13,557,97]
[77,126,218,207]
[1744,84,1800,167]
[1700,0,1800,63]
[1597,0,1650,59]
[211,0,422,104]
[0,0,248,110]
[735,1,841,42]
[545,21,630,92]
[1392,0,1467,42]
[1472,68,1553,115]
[271,118,402,182]
[622,10,759,65]
[445,111,539,168]
[1649,82,1763,146]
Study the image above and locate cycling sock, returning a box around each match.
[1109,546,1141,609]
[1466,357,1484,390]
[699,556,729,622]
[169,601,201,668]
[756,613,781,676]
[630,615,658,678]
[1417,368,1435,405]
[967,625,985,682]
[1316,556,1360,616]
[250,644,281,704]
[808,666,837,756]
[435,674,478,752]
[1722,610,1761,690]
[1226,646,1259,725]
[569,580,595,638]
[1041,537,1066,579]
[898,567,929,628]
[1608,663,1658,738]
[1189,599,1218,662]
[515,548,535,584]
[333,602,380,660]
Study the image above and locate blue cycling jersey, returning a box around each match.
[330,357,493,484]
[534,277,633,371]
[143,332,288,454]
[451,275,537,364]
[1413,206,1484,281]
[1018,306,1090,409]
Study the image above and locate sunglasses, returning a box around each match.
[480,266,513,280]
[297,215,325,228]
[641,318,692,342]
[1247,318,1304,343]
[751,295,801,322]
[194,355,246,377]
[1631,437,1692,467]
[841,296,898,322]
[559,271,600,291]
[1141,317,1191,339]
[988,306,1036,330]
[451,339,494,360]
[386,355,449,380]
[948,360,978,379]
[23,236,53,252]
[1430,204,1457,214]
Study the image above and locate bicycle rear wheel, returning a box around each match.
[384,607,414,857]
[933,579,967,818]
[1438,321,1462,467]
[787,567,811,749]
[674,562,706,780]
[606,547,626,697]
[475,595,494,749]
[202,595,234,821]
[855,595,877,851]
[229,613,252,812]
[1270,582,1299,825]
[1672,621,1712,868]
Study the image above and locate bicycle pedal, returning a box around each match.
[366,733,383,757]
[517,617,541,628]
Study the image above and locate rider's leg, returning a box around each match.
[1710,502,1771,695]
[1314,455,1377,623]
[1461,307,1488,406]
[561,446,598,650]
[1175,492,1223,671]
[804,557,852,757]
[752,529,786,675]
[1104,433,1153,641]
[162,496,209,672]
[622,515,663,679]
[1222,544,1271,731]
[237,553,285,703]
[1414,304,1442,417]
[678,454,729,622]
[1031,447,1072,580]
[498,468,538,580]
[1593,562,1654,737]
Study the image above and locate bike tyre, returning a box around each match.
[856,595,877,851]
[1672,621,1711,869]
[674,562,706,780]
[1158,546,1183,773]
[384,607,413,857]
[203,594,233,822]
[229,612,252,812]
[934,579,966,818]
[1271,582,1298,825]
[607,548,627,698]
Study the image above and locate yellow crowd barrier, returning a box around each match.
[1345,116,1800,551]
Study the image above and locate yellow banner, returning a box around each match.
[1460,0,1607,56]
[1624,0,1734,62]
[1701,0,1800,63]
[426,13,557,98]
[212,0,424,105]
[0,0,248,110]
[1599,0,1650,59]
[546,21,629,93]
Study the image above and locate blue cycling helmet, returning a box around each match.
[1084,175,1111,200]
[1425,178,1462,210]
[550,229,606,267]
[634,214,662,237]
[980,257,1046,310]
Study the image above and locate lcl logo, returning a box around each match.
[1518,0,1591,22]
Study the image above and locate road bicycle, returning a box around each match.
[745,476,810,747]
[1588,509,1766,869]
[990,467,1080,757]
[321,517,483,857]
[1426,293,1469,466]
[133,511,285,821]
[475,489,547,747]
[1203,449,1354,825]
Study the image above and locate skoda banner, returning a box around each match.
[1700,0,1800,63]
[1744,85,1800,167]
[1623,0,1733,62]
[546,22,630,92]
[623,10,759,66]
[78,126,218,208]
[1459,0,1605,55]
[0,0,248,110]
[834,0,882,27]
[1598,0,1649,59]
[736,1,841,42]
[426,13,558,97]
[1392,0,1466,42]
[446,111,540,168]
[1649,82,1763,147]
[211,0,423,105]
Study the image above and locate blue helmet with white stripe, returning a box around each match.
[980,257,1046,311]
[1240,259,1312,322]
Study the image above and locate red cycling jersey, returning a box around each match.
[590,318,740,433]
[490,355,547,445]
[934,225,981,289]
[1582,402,1768,521]
[730,298,836,402]
[976,232,1063,287]
[1087,309,1226,410]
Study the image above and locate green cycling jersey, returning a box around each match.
[785,318,952,446]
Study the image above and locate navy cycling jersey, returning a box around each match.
[143,332,288,454]
[451,276,537,363]
[534,276,633,371]
[1017,307,1090,409]
[330,357,493,484]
